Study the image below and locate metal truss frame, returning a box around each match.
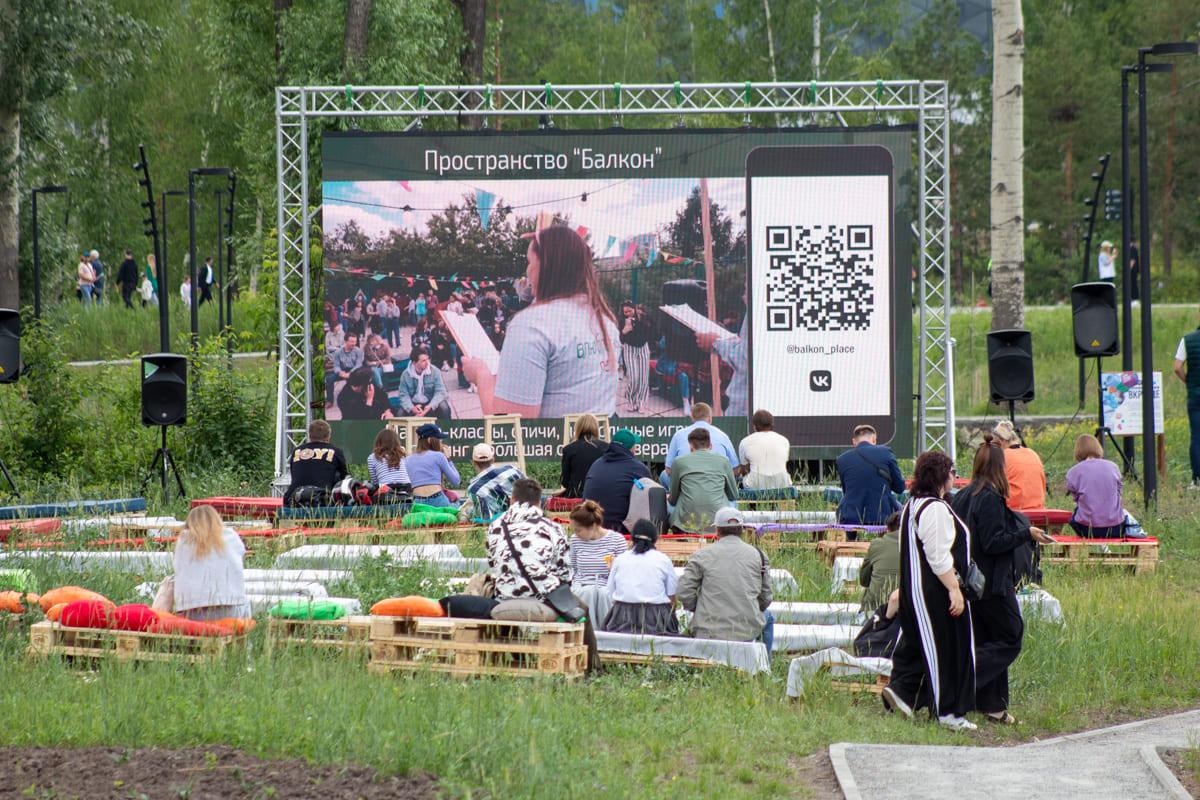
[274,80,955,473]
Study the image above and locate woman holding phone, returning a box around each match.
[463,226,619,418]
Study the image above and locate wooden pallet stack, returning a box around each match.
[816,540,871,565]
[1041,537,1159,575]
[28,621,246,664]
[266,615,373,653]
[656,537,710,565]
[368,616,588,679]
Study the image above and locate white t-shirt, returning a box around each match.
[1098,252,1115,280]
[1176,337,1190,363]
[607,549,678,604]
[173,528,247,612]
[493,296,620,417]
[738,430,792,489]
[180,282,192,305]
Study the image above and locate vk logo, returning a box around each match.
[809,370,832,392]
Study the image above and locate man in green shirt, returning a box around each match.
[667,427,738,533]
[858,512,901,613]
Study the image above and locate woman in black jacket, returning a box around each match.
[560,413,609,497]
[951,434,1053,724]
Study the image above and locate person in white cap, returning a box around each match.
[463,442,525,523]
[676,506,774,651]
[1097,241,1117,282]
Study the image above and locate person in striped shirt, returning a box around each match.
[464,443,524,523]
[567,500,628,588]
[367,428,411,500]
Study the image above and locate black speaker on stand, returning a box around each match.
[139,353,187,499]
[0,309,20,497]
[987,329,1035,436]
[1071,281,1137,478]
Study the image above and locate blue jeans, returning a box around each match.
[1188,399,1200,483]
[413,491,453,508]
[760,609,775,654]
[80,285,93,305]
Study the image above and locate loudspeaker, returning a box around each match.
[987,329,1035,403]
[1071,282,1119,357]
[141,353,187,426]
[0,308,19,384]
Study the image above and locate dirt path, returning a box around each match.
[0,745,438,800]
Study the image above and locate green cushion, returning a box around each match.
[0,569,36,593]
[267,599,346,620]
[401,510,460,528]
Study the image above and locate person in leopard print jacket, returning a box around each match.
[486,478,572,601]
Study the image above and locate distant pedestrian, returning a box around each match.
[198,257,215,306]
[77,253,96,305]
[116,249,139,309]
[180,275,193,308]
[1097,241,1116,283]
[142,254,160,308]
[1173,310,1200,486]
[89,250,105,303]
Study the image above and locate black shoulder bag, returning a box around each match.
[850,446,894,484]
[499,518,587,623]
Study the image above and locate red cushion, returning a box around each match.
[545,496,583,512]
[58,599,115,629]
[110,604,162,632]
[1024,509,1073,525]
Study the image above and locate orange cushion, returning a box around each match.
[45,602,68,622]
[40,586,110,613]
[209,618,256,634]
[57,599,115,629]
[154,613,229,637]
[110,604,162,632]
[370,596,445,617]
[0,591,39,614]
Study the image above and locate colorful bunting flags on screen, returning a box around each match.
[603,235,616,256]
[576,225,589,240]
[621,241,638,264]
[646,246,657,268]
[476,189,496,228]
[399,181,412,192]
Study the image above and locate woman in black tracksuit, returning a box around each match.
[951,434,1053,724]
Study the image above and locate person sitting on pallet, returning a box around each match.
[603,519,680,636]
[582,428,651,533]
[667,427,738,533]
[283,419,349,506]
[659,403,738,489]
[1065,434,1141,538]
[486,478,571,602]
[836,424,906,526]
[460,443,525,524]
[167,506,249,622]
[676,507,775,653]
[858,512,901,614]
[737,409,792,490]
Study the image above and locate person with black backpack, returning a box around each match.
[283,419,349,506]
[836,424,906,525]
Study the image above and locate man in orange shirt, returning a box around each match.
[992,420,1046,511]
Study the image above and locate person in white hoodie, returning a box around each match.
[171,505,249,621]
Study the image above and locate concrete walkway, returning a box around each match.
[831,709,1200,800]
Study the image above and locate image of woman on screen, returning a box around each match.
[464,225,620,419]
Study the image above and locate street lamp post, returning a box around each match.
[160,189,186,352]
[1136,41,1198,509]
[214,189,225,331]
[188,167,233,351]
[31,185,67,319]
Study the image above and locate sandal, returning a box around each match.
[984,711,1018,725]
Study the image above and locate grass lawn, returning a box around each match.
[2,303,1198,797]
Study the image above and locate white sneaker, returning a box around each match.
[881,686,914,719]
[938,714,977,731]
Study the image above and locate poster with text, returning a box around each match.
[1101,371,1164,436]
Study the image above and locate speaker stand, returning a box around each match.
[1093,357,1139,482]
[0,457,19,499]
[140,426,187,500]
[1004,400,1026,445]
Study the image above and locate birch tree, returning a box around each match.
[990,0,1025,330]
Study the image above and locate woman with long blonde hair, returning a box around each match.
[171,505,249,621]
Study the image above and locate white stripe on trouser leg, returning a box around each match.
[908,498,942,715]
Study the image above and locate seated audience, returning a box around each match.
[397,346,450,418]
[661,403,738,486]
[324,333,362,409]
[836,424,906,525]
[992,420,1047,511]
[858,512,901,614]
[283,419,348,505]
[676,507,774,651]
[667,427,738,533]
[560,413,609,497]
[1065,434,1125,538]
[603,519,680,635]
[568,500,627,588]
[582,428,651,533]
[172,506,249,621]
[337,366,394,420]
[404,423,460,508]
[367,428,410,499]
[324,322,345,354]
[486,478,570,601]
[363,333,392,387]
[737,409,792,490]
[854,589,901,659]
[464,443,525,523]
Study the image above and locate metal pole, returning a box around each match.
[1119,66,1135,473]
[214,189,225,331]
[31,191,40,320]
[1136,49,1155,508]
[225,174,237,336]
[160,192,171,352]
[188,172,199,351]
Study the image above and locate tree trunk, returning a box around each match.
[342,0,372,79]
[811,2,821,80]
[1161,38,1178,275]
[274,0,293,80]
[453,0,486,129]
[0,105,19,311]
[989,0,1025,331]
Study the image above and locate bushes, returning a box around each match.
[184,336,273,478]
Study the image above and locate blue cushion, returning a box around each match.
[0,497,147,521]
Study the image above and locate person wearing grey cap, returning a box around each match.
[676,507,774,652]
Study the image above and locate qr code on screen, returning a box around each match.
[763,224,875,332]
